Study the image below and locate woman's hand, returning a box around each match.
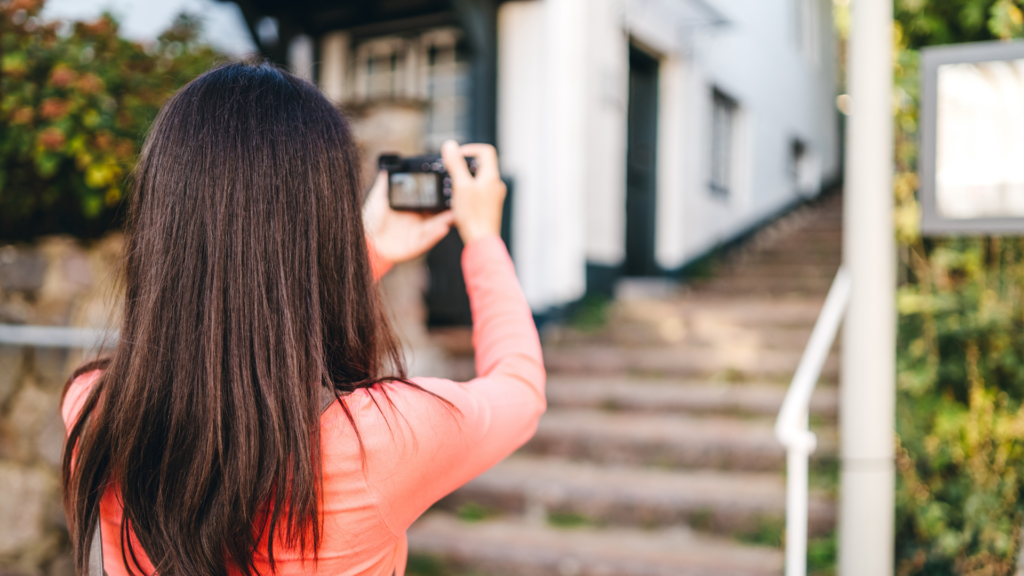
[441,140,507,245]
[363,170,455,264]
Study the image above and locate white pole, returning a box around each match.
[840,0,895,574]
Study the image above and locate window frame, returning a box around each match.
[709,88,738,198]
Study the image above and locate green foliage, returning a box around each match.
[896,0,1024,49]
[568,295,610,332]
[896,240,1024,576]
[405,554,446,576]
[733,517,783,548]
[545,511,593,528]
[808,533,837,576]
[455,501,495,523]
[892,3,1024,574]
[0,0,221,239]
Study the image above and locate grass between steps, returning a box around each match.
[567,295,611,332]
[732,521,836,576]
[406,554,485,576]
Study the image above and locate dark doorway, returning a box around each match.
[624,45,660,276]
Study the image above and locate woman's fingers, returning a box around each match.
[362,170,389,230]
[458,143,499,180]
[428,210,456,228]
[441,140,473,183]
[370,170,388,199]
[421,210,456,245]
[443,141,506,245]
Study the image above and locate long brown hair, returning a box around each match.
[62,61,411,576]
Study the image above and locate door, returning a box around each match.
[624,45,660,276]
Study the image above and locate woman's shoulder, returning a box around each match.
[61,369,103,428]
[320,378,460,428]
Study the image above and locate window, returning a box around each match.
[350,29,470,151]
[421,32,470,151]
[710,89,737,197]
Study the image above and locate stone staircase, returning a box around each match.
[409,192,843,576]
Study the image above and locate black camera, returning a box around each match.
[378,153,478,212]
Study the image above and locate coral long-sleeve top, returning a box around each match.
[62,235,546,576]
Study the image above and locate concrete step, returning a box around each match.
[694,278,835,297]
[438,455,836,537]
[715,264,840,279]
[763,230,841,243]
[741,241,841,256]
[550,325,827,352]
[524,409,836,471]
[408,513,784,576]
[600,297,828,326]
[761,232,841,244]
[545,376,837,419]
[733,253,841,267]
[543,344,839,382]
[697,275,836,288]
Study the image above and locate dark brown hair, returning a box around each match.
[62,61,410,576]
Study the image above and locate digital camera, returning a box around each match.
[378,153,478,212]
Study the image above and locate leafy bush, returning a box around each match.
[0,0,221,239]
[896,239,1024,575]
[893,1,1024,574]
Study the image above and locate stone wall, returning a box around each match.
[0,234,123,576]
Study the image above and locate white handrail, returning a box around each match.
[0,324,118,349]
[775,267,851,576]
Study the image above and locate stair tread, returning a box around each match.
[462,454,834,515]
[543,345,838,379]
[524,409,836,471]
[408,513,784,576]
[535,409,833,450]
[545,376,837,416]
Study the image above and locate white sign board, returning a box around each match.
[920,41,1024,233]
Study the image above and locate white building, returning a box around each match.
[235,0,840,320]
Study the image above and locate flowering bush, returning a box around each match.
[0,0,221,239]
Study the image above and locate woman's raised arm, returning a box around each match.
[352,143,546,534]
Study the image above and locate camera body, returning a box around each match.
[378,153,477,212]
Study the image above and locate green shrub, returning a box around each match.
[0,0,221,239]
[893,2,1024,574]
[896,239,1024,575]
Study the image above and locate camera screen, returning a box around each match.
[389,173,438,208]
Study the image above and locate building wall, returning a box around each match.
[497,0,839,312]
[498,1,590,311]
[669,0,840,267]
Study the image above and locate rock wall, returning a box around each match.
[0,234,123,576]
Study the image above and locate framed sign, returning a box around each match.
[920,40,1024,234]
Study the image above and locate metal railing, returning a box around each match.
[774,267,851,576]
[0,324,117,349]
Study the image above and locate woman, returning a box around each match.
[61,61,545,576]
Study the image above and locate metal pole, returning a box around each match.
[840,0,895,574]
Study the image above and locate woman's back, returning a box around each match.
[60,62,544,576]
